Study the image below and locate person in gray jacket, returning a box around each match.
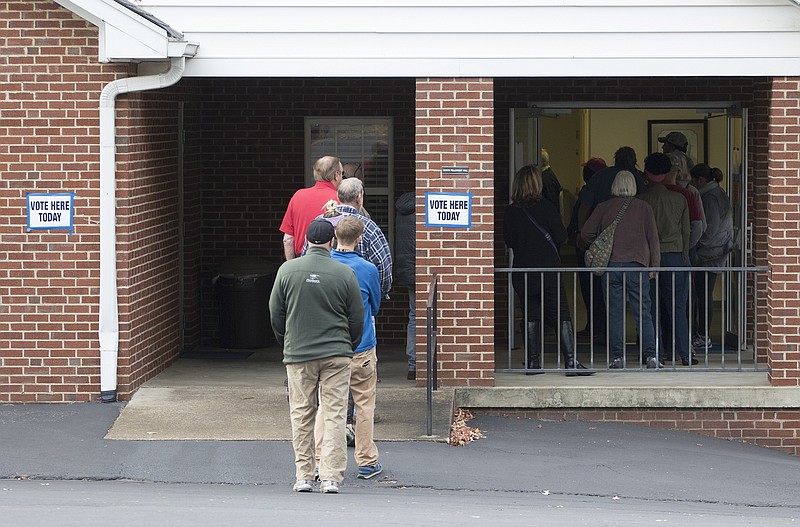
[270,219,364,495]
[690,164,735,350]
[394,191,416,379]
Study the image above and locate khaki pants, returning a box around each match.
[286,356,350,483]
[315,347,379,467]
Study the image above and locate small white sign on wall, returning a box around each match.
[425,192,473,228]
[27,193,75,234]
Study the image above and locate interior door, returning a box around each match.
[725,108,748,349]
[507,108,541,348]
[510,107,540,195]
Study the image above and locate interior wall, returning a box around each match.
[541,111,581,226]
[186,78,417,350]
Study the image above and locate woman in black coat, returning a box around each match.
[503,164,593,376]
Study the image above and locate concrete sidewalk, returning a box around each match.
[105,352,453,441]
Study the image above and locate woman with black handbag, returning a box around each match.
[504,164,593,376]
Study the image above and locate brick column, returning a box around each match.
[415,78,494,387]
[766,77,800,386]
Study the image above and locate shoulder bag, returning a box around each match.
[584,197,633,275]
[521,207,561,262]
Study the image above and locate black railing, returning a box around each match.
[496,266,769,373]
[426,272,439,436]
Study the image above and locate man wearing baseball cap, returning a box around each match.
[270,218,364,494]
[658,131,695,169]
[639,153,696,367]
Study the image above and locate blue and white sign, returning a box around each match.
[425,192,473,228]
[27,193,75,234]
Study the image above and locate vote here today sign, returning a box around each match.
[425,192,473,228]
[27,193,75,234]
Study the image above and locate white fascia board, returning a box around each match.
[55,0,195,61]
[183,57,800,78]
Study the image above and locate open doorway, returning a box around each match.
[506,102,749,362]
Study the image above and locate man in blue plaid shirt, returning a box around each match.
[333,178,392,298]
[303,177,392,298]
[304,178,393,299]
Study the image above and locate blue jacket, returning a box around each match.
[331,250,381,353]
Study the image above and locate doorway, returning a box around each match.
[507,102,749,355]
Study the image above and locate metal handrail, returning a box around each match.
[496,265,769,373]
[426,272,439,436]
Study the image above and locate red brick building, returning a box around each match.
[2,1,800,453]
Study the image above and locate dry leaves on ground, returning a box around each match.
[449,408,485,446]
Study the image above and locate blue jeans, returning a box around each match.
[604,262,656,360]
[577,247,607,333]
[650,252,690,361]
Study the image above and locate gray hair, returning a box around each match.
[611,170,637,197]
[337,177,363,205]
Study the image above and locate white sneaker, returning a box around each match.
[292,479,314,492]
[320,480,339,494]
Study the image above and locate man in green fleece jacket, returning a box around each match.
[270,218,364,494]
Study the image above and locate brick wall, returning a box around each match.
[113,89,191,399]
[187,78,416,349]
[415,78,495,386]
[477,409,800,456]
[750,79,773,367]
[0,1,130,401]
[766,77,800,386]
[181,101,205,353]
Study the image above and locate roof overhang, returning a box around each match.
[54,0,197,62]
[59,1,800,77]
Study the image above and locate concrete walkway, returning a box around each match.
[107,348,454,441]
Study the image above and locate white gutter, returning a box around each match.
[99,57,186,402]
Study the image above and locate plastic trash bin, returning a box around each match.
[214,258,277,349]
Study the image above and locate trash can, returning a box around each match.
[214,258,277,349]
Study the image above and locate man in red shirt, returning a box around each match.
[280,156,343,260]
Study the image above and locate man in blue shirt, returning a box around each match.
[330,216,383,480]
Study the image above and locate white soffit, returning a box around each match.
[115,1,800,76]
[55,0,197,61]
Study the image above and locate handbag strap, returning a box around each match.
[609,197,634,229]
[521,207,560,259]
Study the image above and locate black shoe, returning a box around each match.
[407,370,416,380]
[564,360,595,376]
[681,355,699,366]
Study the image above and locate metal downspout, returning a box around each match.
[99,57,186,402]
